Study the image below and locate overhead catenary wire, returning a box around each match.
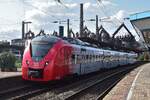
[55,0,69,9]
[97,0,122,26]
[23,1,61,21]
[97,1,127,32]
[98,0,123,23]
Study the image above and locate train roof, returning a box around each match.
[62,37,99,48]
[32,35,61,43]
[32,35,137,54]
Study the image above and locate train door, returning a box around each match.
[54,46,72,79]
[94,50,102,71]
[63,47,72,76]
[115,52,119,67]
[110,51,115,68]
[54,47,65,79]
[99,50,104,69]
[80,47,87,74]
[70,46,81,75]
[103,50,111,69]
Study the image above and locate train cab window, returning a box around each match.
[31,36,60,61]
[31,42,55,61]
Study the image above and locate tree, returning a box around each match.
[0,52,17,71]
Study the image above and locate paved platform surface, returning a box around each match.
[104,63,150,100]
[0,68,21,79]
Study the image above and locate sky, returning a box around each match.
[0,0,150,41]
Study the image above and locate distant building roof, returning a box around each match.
[11,38,25,46]
[0,40,10,45]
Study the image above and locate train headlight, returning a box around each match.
[26,60,29,65]
[45,61,49,67]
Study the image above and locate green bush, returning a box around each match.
[138,53,150,61]
[138,54,144,61]
[144,53,149,61]
[0,52,16,68]
[15,59,22,68]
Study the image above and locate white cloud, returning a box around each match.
[1,0,138,41]
[65,3,78,8]
[25,9,45,20]
[97,0,116,6]
[84,2,91,10]
[113,10,128,21]
[0,29,21,40]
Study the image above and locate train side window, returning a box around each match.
[84,55,86,63]
[99,55,101,61]
[86,55,88,59]
[77,55,80,64]
[96,55,98,61]
[90,55,92,62]
[71,54,75,64]
[86,55,89,62]
[93,55,95,62]
[81,55,84,63]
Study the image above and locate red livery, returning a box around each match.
[22,35,137,81]
[22,35,73,81]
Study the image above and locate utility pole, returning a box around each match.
[22,21,32,39]
[86,15,99,40]
[22,21,25,39]
[67,19,71,38]
[80,3,84,37]
[96,15,99,40]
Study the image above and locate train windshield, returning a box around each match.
[31,41,53,61]
[31,36,60,61]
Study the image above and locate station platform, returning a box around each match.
[0,68,21,79]
[104,62,150,100]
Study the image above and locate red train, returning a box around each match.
[22,35,137,81]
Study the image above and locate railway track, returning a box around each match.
[0,80,61,100]
[64,66,136,100]
[0,84,32,99]
[30,63,142,100]
[10,86,51,100]
[0,62,143,100]
[0,75,22,91]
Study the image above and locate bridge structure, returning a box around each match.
[130,10,150,50]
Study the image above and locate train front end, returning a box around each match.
[22,35,62,81]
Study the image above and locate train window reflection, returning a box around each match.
[31,42,54,61]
